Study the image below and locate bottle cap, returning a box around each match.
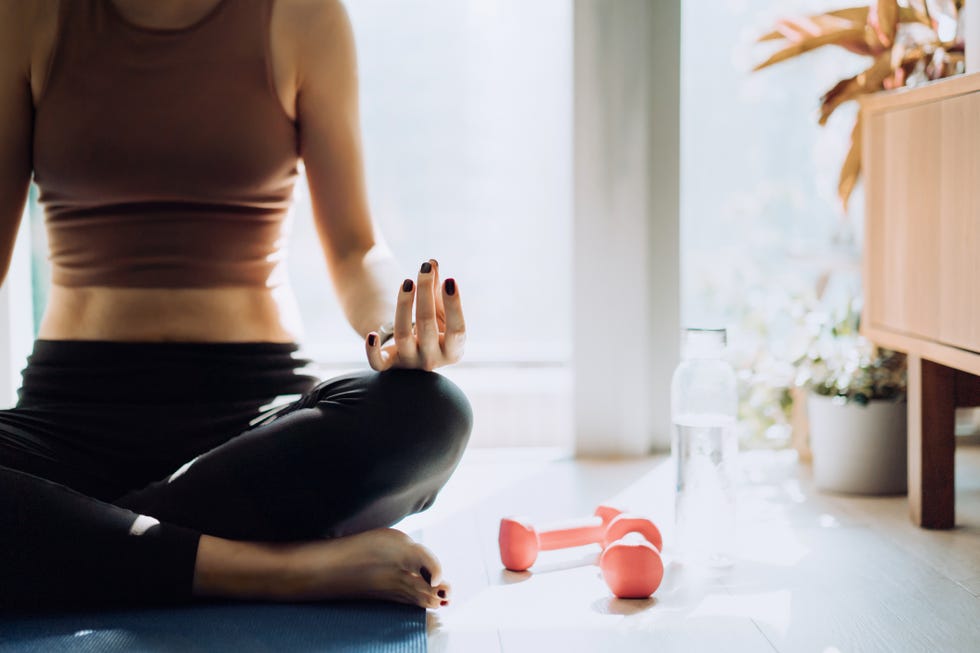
[681,327,727,358]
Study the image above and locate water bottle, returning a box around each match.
[671,328,738,568]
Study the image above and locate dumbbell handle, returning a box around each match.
[536,515,608,551]
[499,505,624,571]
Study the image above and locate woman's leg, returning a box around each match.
[0,463,199,610]
[0,346,469,610]
[116,368,473,542]
[0,463,449,610]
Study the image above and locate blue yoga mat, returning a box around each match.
[0,602,426,652]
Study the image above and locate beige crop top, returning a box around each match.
[32,0,299,288]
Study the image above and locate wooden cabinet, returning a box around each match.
[861,73,980,529]
[938,94,980,353]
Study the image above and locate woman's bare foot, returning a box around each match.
[277,528,451,608]
[193,529,451,609]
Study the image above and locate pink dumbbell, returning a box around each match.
[600,532,664,599]
[498,505,664,599]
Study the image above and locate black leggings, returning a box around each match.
[0,340,472,610]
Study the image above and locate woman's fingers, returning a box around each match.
[431,259,447,331]
[369,261,463,372]
[441,277,465,362]
[415,261,441,370]
[394,279,418,366]
[364,332,392,371]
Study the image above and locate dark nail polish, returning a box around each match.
[437,589,446,598]
[441,600,448,606]
[420,567,432,584]
[403,279,414,292]
[421,261,432,274]
[367,333,377,347]
[445,278,456,296]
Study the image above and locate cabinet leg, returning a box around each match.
[907,354,956,529]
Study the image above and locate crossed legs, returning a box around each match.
[0,368,472,609]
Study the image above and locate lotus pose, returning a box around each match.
[0,0,471,610]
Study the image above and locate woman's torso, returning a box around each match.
[28,0,306,343]
[38,285,302,342]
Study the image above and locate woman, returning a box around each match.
[0,0,471,610]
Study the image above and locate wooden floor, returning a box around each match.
[395,446,980,652]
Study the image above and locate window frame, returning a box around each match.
[0,201,36,407]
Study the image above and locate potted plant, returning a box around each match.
[794,303,908,494]
[755,0,965,211]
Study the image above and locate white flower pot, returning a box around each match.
[807,393,907,495]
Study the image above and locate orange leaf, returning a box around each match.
[857,53,894,90]
[869,0,899,48]
[897,6,932,26]
[826,7,870,23]
[907,0,927,12]
[819,54,891,125]
[819,76,861,125]
[754,28,868,70]
[838,115,863,211]
[758,15,860,43]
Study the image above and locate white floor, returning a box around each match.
[396,446,980,653]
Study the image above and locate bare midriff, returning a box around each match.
[38,285,303,343]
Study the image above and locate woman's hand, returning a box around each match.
[365,259,466,371]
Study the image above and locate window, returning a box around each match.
[681,0,865,444]
[289,0,572,367]
[289,0,574,447]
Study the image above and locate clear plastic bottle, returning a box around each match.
[671,328,738,568]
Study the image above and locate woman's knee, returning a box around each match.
[297,368,472,475]
[370,369,473,468]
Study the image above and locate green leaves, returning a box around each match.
[793,298,907,404]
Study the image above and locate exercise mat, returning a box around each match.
[0,601,426,652]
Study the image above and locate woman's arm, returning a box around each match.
[286,1,465,371]
[0,2,36,289]
[290,1,399,339]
